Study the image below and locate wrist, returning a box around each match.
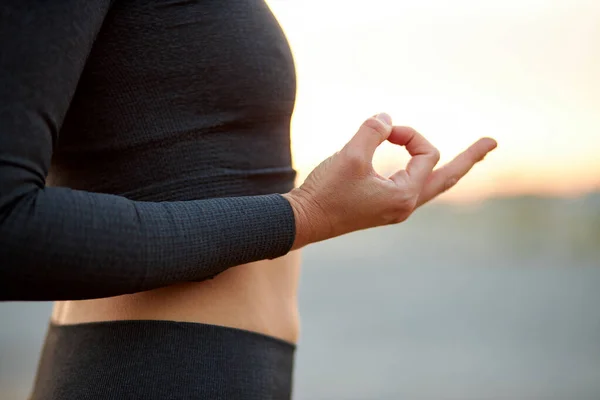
[282,189,317,250]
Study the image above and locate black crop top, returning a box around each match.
[0,0,298,301]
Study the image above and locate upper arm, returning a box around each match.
[0,1,112,210]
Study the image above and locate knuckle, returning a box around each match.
[391,188,418,212]
[444,176,459,192]
[362,117,389,141]
[465,147,483,162]
[341,148,366,171]
[388,203,414,224]
[406,196,418,211]
[405,182,420,200]
[382,187,418,225]
[431,147,441,163]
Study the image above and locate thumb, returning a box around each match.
[344,113,393,162]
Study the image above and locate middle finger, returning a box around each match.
[416,137,497,207]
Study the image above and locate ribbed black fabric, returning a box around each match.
[31,321,295,400]
[0,0,298,301]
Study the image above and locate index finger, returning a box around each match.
[388,126,440,187]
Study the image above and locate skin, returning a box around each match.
[52,113,497,344]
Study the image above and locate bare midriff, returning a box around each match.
[51,250,302,344]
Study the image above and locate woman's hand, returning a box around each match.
[283,113,497,249]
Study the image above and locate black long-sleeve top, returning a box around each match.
[0,0,298,301]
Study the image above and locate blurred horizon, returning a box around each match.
[3,190,600,399]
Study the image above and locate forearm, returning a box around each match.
[0,188,295,301]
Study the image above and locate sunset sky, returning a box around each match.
[267,0,600,202]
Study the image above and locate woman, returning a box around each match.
[0,0,496,399]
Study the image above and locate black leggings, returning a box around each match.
[31,320,295,400]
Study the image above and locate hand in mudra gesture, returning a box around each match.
[284,113,497,249]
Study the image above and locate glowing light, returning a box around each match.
[268,0,600,201]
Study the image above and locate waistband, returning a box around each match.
[31,320,295,400]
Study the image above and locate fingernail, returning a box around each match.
[376,113,392,126]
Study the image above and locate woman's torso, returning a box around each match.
[48,0,300,342]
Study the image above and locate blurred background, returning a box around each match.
[2,0,599,399]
